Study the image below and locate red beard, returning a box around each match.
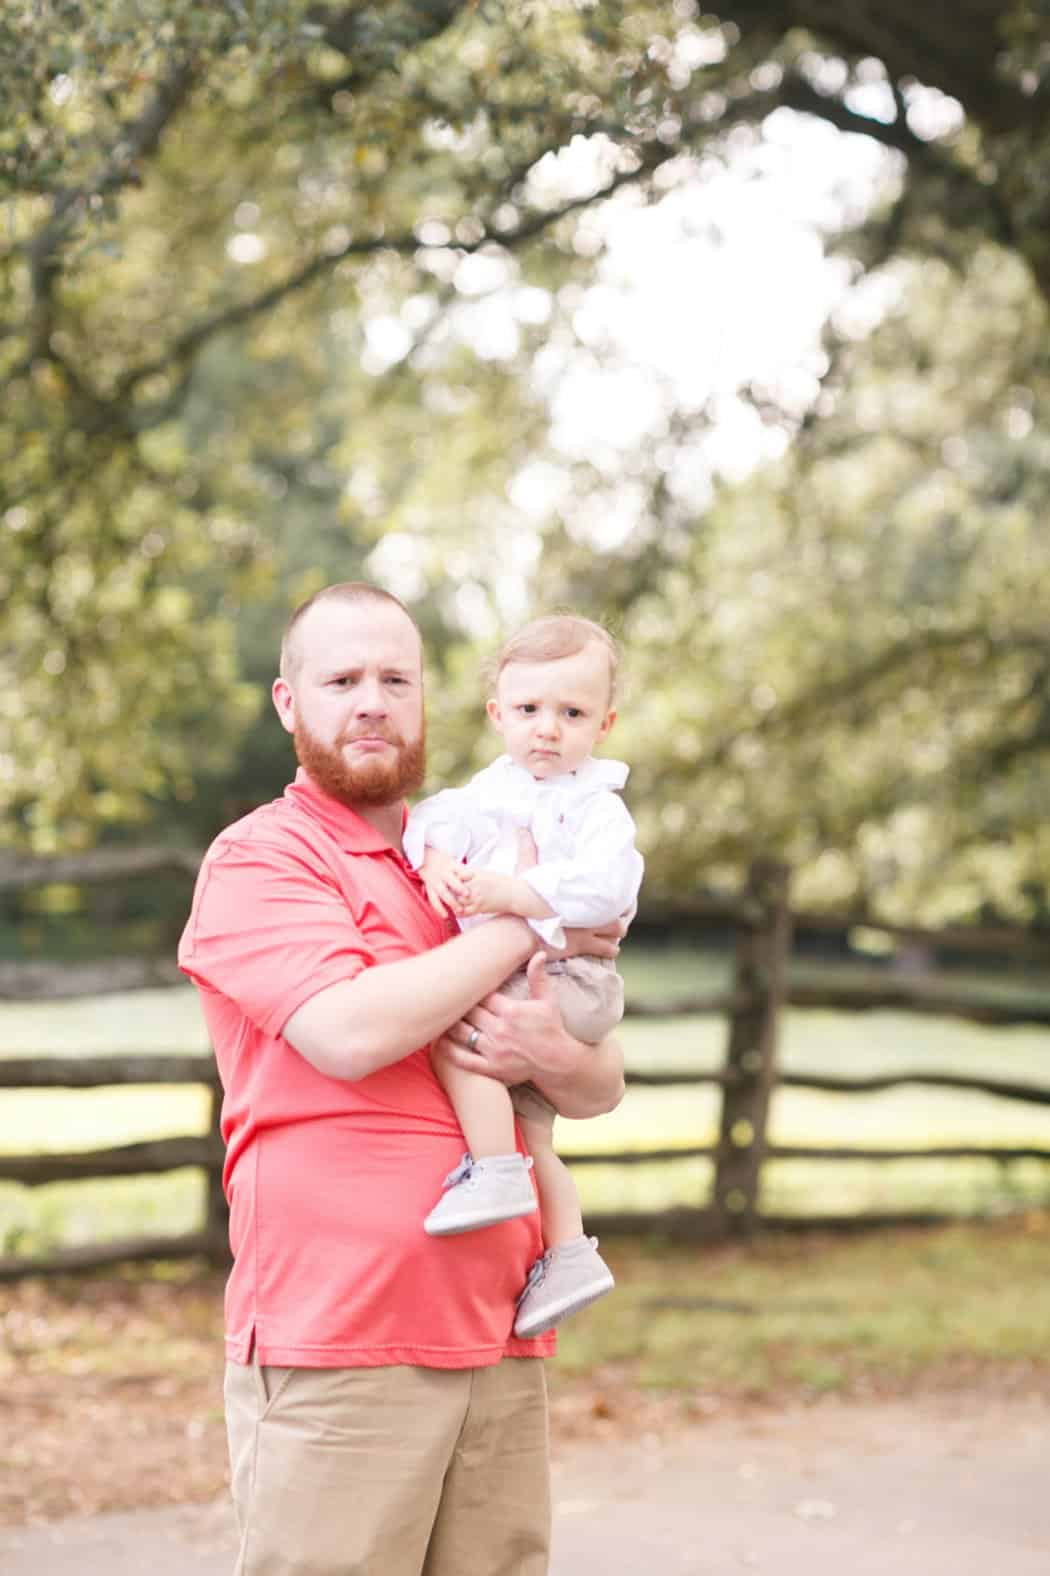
[293,718,426,808]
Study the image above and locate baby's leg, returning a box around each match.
[424,1044,535,1236]
[510,1044,615,1336]
[431,1040,516,1159]
[516,1110,583,1247]
[547,957,624,1043]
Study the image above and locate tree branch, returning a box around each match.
[723,69,1017,253]
[22,56,197,369]
[722,71,921,156]
[725,0,1027,132]
[694,625,1005,774]
[115,147,675,404]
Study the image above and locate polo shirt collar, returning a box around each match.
[285,768,407,853]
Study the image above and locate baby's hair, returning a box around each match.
[280,582,419,680]
[488,614,620,705]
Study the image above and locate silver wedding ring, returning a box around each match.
[467,1027,480,1050]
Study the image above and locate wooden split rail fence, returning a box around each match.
[2,851,1050,1280]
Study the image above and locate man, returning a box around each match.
[178,582,626,1575]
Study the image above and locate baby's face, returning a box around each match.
[487,644,616,779]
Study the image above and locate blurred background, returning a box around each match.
[3,0,1050,1256]
[6,12,1050,1535]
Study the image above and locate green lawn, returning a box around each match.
[2,947,1049,1256]
[5,1215,1049,1441]
[552,1214,1050,1397]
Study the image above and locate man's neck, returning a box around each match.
[350,800,404,849]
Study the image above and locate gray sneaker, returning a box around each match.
[424,1152,537,1236]
[513,1235,615,1337]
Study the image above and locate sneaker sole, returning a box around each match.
[424,1198,538,1237]
[513,1272,615,1337]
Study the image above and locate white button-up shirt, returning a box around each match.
[404,754,644,947]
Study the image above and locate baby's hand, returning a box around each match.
[419,848,472,918]
[455,867,518,918]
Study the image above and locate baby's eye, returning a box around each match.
[565,707,583,719]
[518,703,536,714]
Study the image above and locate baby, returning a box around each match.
[404,615,643,1336]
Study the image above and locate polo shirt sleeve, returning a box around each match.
[178,837,374,1038]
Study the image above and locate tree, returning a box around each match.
[3,0,1048,855]
[605,238,1050,923]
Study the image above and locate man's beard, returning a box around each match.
[294,718,426,808]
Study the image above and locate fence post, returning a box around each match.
[712,858,792,1235]
[203,1066,231,1267]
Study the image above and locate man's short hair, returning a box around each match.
[279,582,420,680]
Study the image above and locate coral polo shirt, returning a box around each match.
[178,769,553,1368]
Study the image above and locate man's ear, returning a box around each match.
[272,677,296,735]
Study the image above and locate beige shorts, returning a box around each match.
[502,956,624,1134]
[225,1354,550,1575]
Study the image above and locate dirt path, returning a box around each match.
[3,1391,1047,1575]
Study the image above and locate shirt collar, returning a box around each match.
[285,768,407,853]
[490,754,630,793]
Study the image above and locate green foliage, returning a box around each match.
[0,0,701,845]
[606,243,1050,920]
[4,0,1050,929]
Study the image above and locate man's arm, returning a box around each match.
[536,1031,625,1119]
[435,950,626,1118]
[282,917,536,1081]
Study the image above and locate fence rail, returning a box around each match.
[2,854,1050,1278]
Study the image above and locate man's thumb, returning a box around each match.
[525,950,551,998]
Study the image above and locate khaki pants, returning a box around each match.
[224,1355,550,1575]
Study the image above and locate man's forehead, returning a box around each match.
[295,599,422,673]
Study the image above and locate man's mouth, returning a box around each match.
[344,733,397,750]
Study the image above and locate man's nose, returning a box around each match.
[352,677,389,715]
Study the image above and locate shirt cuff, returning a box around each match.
[521,870,566,948]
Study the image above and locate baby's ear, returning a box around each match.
[485,697,502,729]
[597,707,617,741]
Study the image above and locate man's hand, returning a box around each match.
[419,848,471,918]
[437,951,558,1085]
[434,951,625,1118]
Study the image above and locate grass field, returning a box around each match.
[6,1211,1050,1525]
[552,1213,1050,1395]
[1,946,1049,1256]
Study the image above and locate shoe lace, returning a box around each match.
[440,1152,475,1190]
[516,1250,553,1306]
[439,1152,535,1191]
